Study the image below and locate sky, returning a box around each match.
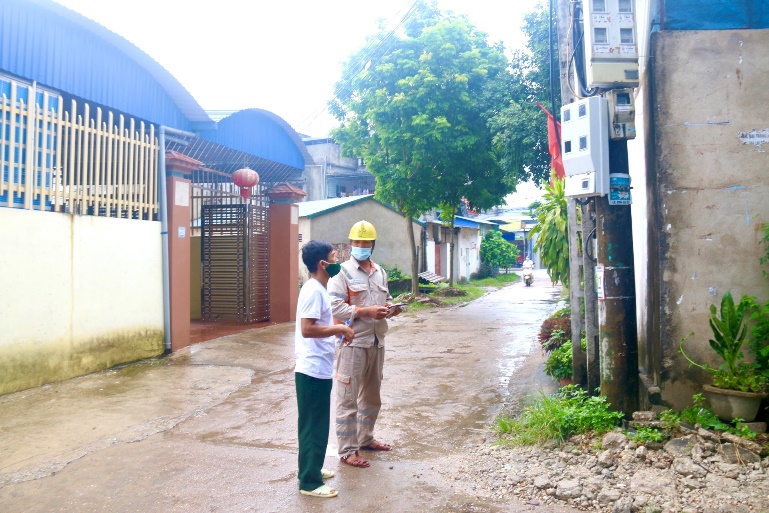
[52,0,545,203]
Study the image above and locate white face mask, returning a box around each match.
[351,246,372,261]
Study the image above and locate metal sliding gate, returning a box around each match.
[200,201,269,323]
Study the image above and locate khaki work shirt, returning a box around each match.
[328,259,391,348]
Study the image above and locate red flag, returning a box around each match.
[536,101,565,180]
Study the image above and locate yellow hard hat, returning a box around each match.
[348,220,377,241]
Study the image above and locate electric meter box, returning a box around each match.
[561,96,610,198]
[583,0,639,89]
[605,88,636,140]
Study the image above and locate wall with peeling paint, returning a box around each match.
[0,208,165,395]
[636,29,769,409]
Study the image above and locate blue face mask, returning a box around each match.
[351,246,372,261]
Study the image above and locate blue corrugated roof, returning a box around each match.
[453,216,491,229]
[1,0,211,130]
[199,109,312,170]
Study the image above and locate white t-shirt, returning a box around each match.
[294,278,336,379]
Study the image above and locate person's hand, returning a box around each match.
[386,305,403,318]
[338,325,354,345]
[364,305,389,320]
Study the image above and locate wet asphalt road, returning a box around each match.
[0,270,578,512]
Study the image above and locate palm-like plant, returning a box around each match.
[528,174,569,286]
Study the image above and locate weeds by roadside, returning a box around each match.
[494,385,623,446]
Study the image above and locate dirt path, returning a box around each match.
[0,270,580,512]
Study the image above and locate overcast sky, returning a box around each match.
[52,0,545,203]
[53,0,543,137]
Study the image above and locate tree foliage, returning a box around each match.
[529,175,569,285]
[329,0,517,291]
[480,230,519,271]
[492,3,561,187]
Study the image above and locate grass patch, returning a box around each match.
[439,273,519,306]
[394,273,519,311]
[627,426,664,444]
[470,273,519,287]
[494,385,623,446]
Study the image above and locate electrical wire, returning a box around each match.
[296,0,420,132]
[548,0,561,150]
[566,1,599,99]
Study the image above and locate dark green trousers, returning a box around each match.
[295,372,332,491]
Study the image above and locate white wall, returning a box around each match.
[0,208,164,394]
[426,240,435,273]
[455,228,482,281]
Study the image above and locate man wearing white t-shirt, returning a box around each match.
[294,240,354,498]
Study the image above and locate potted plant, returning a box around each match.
[679,291,768,421]
[545,340,573,386]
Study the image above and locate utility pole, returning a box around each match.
[554,0,638,415]
[596,141,638,415]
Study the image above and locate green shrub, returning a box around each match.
[494,385,623,445]
[475,261,498,280]
[382,264,407,281]
[628,426,664,444]
[544,340,572,380]
[542,328,568,353]
[658,409,681,431]
[680,394,756,439]
[539,314,571,350]
[480,230,518,271]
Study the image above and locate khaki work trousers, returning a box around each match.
[334,342,384,458]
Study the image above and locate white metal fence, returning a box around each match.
[0,78,159,219]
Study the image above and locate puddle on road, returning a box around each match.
[497,355,527,392]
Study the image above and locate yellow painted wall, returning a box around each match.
[0,208,164,395]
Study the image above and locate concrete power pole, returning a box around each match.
[596,142,638,416]
[554,0,638,415]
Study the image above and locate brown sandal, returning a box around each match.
[361,440,392,451]
[340,451,370,468]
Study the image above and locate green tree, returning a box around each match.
[330,0,516,291]
[480,230,519,272]
[528,200,542,216]
[491,2,560,187]
[529,174,569,285]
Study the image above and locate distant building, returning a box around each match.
[302,137,376,201]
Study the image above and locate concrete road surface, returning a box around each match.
[0,269,580,512]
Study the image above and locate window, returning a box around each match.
[594,27,608,44]
[593,0,606,12]
[564,140,572,154]
[563,108,571,122]
[618,0,632,13]
[578,104,587,117]
[579,136,588,151]
[620,28,634,44]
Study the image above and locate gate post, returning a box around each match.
[164,151,201,351]
[266,184,306,323]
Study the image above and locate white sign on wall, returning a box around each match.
[175,181,190,207]
[596,264,605,300]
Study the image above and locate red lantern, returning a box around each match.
[232,167,260,200]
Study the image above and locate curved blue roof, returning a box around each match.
[0,0,210,130]
[200,109,312,170]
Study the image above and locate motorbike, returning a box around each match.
[523,268,533,286]
[522,260,534,287]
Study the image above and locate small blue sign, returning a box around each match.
[178,226,186,238]
[609,174,632,205]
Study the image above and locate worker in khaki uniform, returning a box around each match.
[329,220,403,468]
